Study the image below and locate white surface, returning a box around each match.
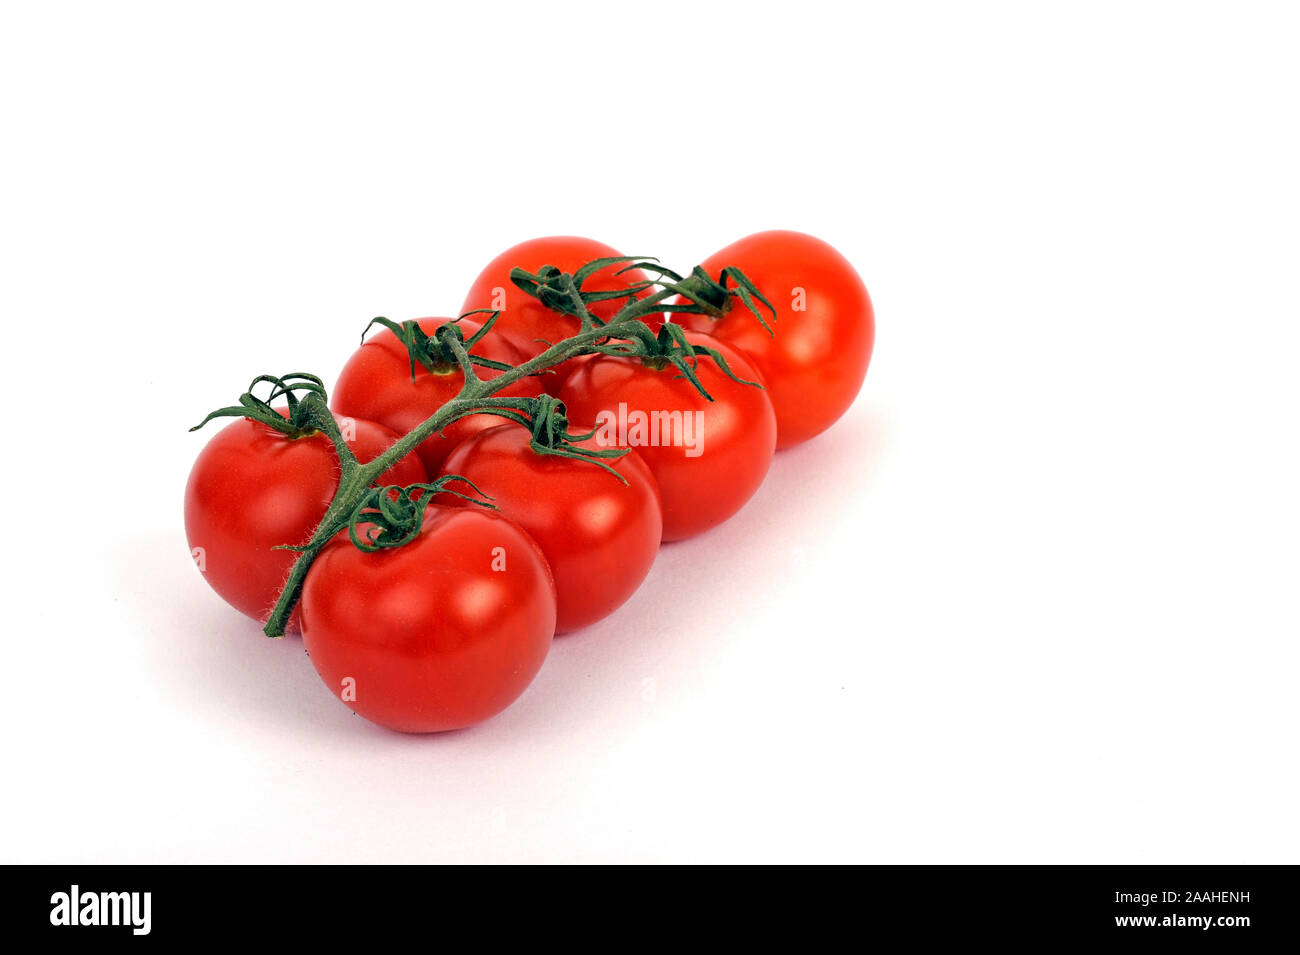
[1,2,1297,864]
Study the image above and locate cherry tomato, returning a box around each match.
[300,506,557,733]
[673,231,874,449]
[460,236,654,387]
[331,316,538,474]
[184,414,426,628]
[439,424,662,633]
[558,331,776,541]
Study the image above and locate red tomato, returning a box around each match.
[460,236,655,386]
[672,231,874,449]
[558,331,776,541]
[439,424,662,633]
[331,316,538,474]
[184,414,426,629]
[300,506,557,733]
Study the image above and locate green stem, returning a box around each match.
[620,286,678,322]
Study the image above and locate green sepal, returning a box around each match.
[189,373,329,436]
[362,315,515,382]
[346,476,497,553]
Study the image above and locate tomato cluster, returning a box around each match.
[184,232,874,733]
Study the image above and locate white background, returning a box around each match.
[1,2,1296,863]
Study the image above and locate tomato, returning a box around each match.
[439,424,662,633]
[300,506,557,733]
[184,413,426,629]
[558,331,776,541]
[672,231,874,449]
[460,236,655,387]
[331,316,538,474]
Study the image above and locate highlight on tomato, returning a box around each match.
[558,328,776,541]
[331,315,541,474]
[300,494,557,734]
[184,375,426,629]
[439,411,662,634]
[671,230,873,449]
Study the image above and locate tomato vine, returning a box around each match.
[191,255,773,637]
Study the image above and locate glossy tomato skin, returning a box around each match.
[300,507,557,733]
[439,424,662,634]
[184,414,426,629]
[331,317,538,474]
[460,236,654,387]
[673,231,874,449]
[558,332,776,541]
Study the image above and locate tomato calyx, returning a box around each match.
[581,323,763,402]
[342,476,495,553]
[509,256,658,329]
[645,263,777,335]
[523,394,630,481]
[363,314,516,382]
[506,255,774,342]
[437,393,631,483]
[189,372,335,440]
